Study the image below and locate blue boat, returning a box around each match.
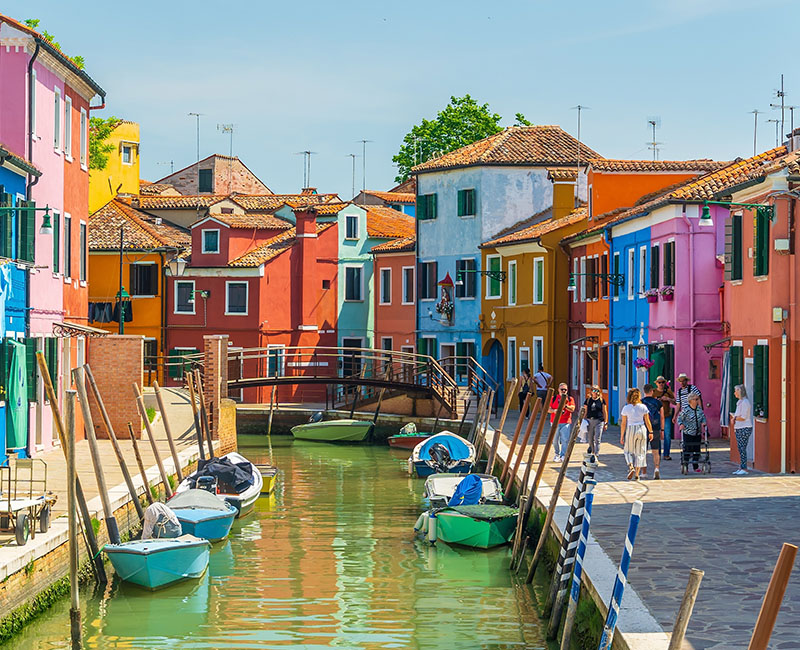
[104,537,210,590]
[409,432,476,478]
[168,489,237,543]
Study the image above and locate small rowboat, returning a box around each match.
[176,452,263,518]
[168,490,237,543]
[105,536,210,590]
[431,505,518,549]
[388,432,431,450]
[408,432,475,478]
[291,418,374,442]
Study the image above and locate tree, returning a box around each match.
[392,95,532,182]
[89,116,121,171]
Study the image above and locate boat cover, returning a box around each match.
[192,457,254,493]
[444,504,518,522]
[399,422,417,435]
[417,434,471,461]
[142,503,182,540]
[448,474,483,506]
[169,489,230,511]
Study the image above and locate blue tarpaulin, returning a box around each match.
[448,474,483,506]
[417,433,471,461]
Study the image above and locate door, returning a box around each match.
[618,344,628,418]
[440,343,456,379]
[485,339,504,407]
[341,338,363,377]
[744,357,755,466]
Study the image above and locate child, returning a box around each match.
[677,391,707,473]
[642,384,664,479]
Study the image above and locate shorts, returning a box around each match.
[649,428,662,450]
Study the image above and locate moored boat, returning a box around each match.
[388,433,431,450]
[432,505,519,549]
[409,432,475,478]
[176,451,263,518]
[105,536,211,590]
[291,414,374,442]
[168,489,237,543]
[423,473,505,509]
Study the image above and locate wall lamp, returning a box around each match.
[0,204,53,234]
[567,272,625,291]
[454,269,507,285]
[699,201,775,227]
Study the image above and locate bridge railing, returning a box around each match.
[437,355,500,413]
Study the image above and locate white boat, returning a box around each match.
[423,473,505,509]
[408,432,476,478]
[176,451,263,518]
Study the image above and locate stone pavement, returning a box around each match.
[492,411,800,650]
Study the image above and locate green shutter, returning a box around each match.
[25,338,38,401]
[0,192,12,259]
[417,195,426,220]
[0,340,7,399]
[650,245,660,289]
[729,346,743,412]
[430,194,438,219]
[417,338,427,356]
[53,213,60,271]
[45,338,59,388]
[457,190,465,217]
[753,344,769,418]
[732,214,743,281]
[24,200,36,263]
[754,209,770,277]
[168,348,198,379]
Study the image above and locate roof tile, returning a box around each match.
[228,222,336,267]
[365,206,416,238]
[588,158,728,173]
[481,207,588,248]
[89,199,191,251]
[371,235,416,253]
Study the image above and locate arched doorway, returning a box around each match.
[483,338,504,407]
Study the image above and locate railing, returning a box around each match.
[437,355,500,413]
[144,353,204,386]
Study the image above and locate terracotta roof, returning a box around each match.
[230,193,340,212]
[89,199,190,251]
[365,206,416,239]
[139,182,179,196]
[0,143,40,176]
[547,167,579,181]
[412,125,602,174]
[588,158,728,173]
[389,178,416,193]
[130,194,225,210]
[481,206,588,248]
[228,222,336,268]
[362,190,416,204]
[201,213,291,230]
[371,235,416,254]
[290,202,349,216]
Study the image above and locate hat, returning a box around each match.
[678,372,689,380]
[656,376,666,382]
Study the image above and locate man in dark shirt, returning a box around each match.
[642,384,664,479]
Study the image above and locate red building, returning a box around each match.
[165,205,340,403]
[371,235,416,354]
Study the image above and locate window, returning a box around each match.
[402,266,414,304]
[586,257,596,301]
[507,337,517,380]
[572,257,578,303]
[52,213,60,271]
[531,257,544,304]
[579,257,586,302]
[44,338,59,395]
[202,229,220,254]
[130,263,158,296]
[457,188,476,217]
[600,345,609,390]
[508,260,517,306]
[344,265,363,301]
[725,213,743,281]
[601,252,609,297]
[198,169,213,193]
[17,197,36,263]
[53,89,61,151]
[663,240,676,286]
[79,223,87,282]
[754,208,770,277]
[122,145,132,165]
[345,214,359,240]
[753,344,769,417]
[79,108,87,168]
[650,244,660,289]
[64,97,72,158]
[417,336,437,358]
[486,255,501,299]
[267,344,286,377]
[322,279,331,290]
[64,214,72,277]
[379,267,391,305]
[519,347,531,375]
[226,281,248,314]
[455,259,476,298]
[455,341,475,378]
[175,280,195,314]
[417,193,438,220]
[533,338,544,375]
[639,246,647,295]
[728,345,744,412]
[144,339,158,371]
[419,261,437,300]
[612,252,620,299]
[627,248,635,299]
[571,346,579,390]
[381,337,393,351]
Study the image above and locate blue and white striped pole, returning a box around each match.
[559,479,596,650]
[597,500,644,650]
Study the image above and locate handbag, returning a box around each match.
[578,418,589,442]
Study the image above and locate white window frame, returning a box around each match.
[344,264,364,302]
[456,258,476,299]
[533,257,544,304]
[579,256,586,302]
[402,266,414,305]
[202,229,220,254]
[401,345,414,355]
[122,144,133,165]
[533,337,544,374]
[130,261,157,297]
[267,343,286,376]
[507,337,517,380]
[53,88,61,152]
[602,251,609,299]
[650,242,660,289]
[79,107,88,169]
[508,260,517,306]
[63,96,72,160]
[225,281,249,316]
[174,280,196,314]
[345,214,359,240]
[381,336,393,351]
[519,346,531,376]
[639,245,647,296]
[79,221,87,284]
[379,267,391,305]
[572,257,578,303]
[627,248,635,299]
[613,251,621,301]
[30,69,37,136]
[420,260,436,301]
[485,254,502,299]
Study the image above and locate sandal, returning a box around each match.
[627,466,635,480]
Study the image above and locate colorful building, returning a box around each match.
[88,119,140,213]
[371,235,416,354]
[154,154,272,195]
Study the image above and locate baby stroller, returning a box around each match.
[680,429,711,475]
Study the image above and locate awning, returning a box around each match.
[52,321,109,338]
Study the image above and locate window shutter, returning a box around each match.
[431,194,438,219]
[732,214,743,280]
[0,192,12,259]
[53,213,60,271]
[723,221,733,281]
[729,346,743,411]
[754,210,770,277]
[0,340,7,398]
[416,196,426,220]
[601,254,608,297]
[25,338,38,401]
[457,190,465,217]
[24,201,36,263]
[417,338,427,356]
[431,261,437,299]
[650,245,660,289]
[754,344,769,417]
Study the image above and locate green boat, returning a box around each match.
[290,418,374,442]
[432,504,518,549]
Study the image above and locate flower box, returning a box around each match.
[661,292,674,302]
[646,295,659,303]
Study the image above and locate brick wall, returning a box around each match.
[203,334,229,439]
[87,335,144,439]
[218,398,237,455]
[157,156,271,195]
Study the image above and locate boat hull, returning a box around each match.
[434,511,518,549]
[388,434,431,450]
[173,505,237,543]
[413,460,473,478]
[175,452,263,519]
[291,419,374,442]
[105,538,210,590]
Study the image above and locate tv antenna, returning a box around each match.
[749,110,763,156]
[771,74,786,139]
[188,112,204,164]
[157,160,175,174]
[646,117,662,161]
[295,150,317,188]
[357,139,373,191]
[766,118,780,147]
[346,153,358,199]
[571,105,589,176]
[217,124,235,193]
[787,106,798,134]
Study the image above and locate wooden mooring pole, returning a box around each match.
[134,383,173,499]
[486,378,517,475]
[515,387,553,507]
[128,423,155,505]
[153,381,183,482]
[193,369,215,459]
[185,371,205,460]
[668,568,704,650]
[499,392,530,485]
[65,391,81,650]
[504,397,542,495]
[474,389,494,457]
[747,542,798,650]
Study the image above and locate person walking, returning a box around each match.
[675,372,701,417]
[653,376,675,460]
[549,383,575,462]
[642,384,664,479]
[533,364,552,403]
[518,368,532,414]
[729,384,753,475]
[583,385,607,457]
[677,391,707,473]
[619,388,652,480]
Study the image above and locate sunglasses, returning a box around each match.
[591,389,600,393]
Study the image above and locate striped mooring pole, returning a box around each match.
[559,479,596,650]
[597,500,644,650]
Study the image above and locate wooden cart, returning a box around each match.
[0,457,57,546]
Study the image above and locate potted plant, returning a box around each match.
[633,358,654,373]
[644,288,660,303]
[660,285,675,301]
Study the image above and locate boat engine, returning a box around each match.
[309,411,324,423]
[196,476,218,494]
[428,443,453,473]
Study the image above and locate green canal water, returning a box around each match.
[6,436,550,649]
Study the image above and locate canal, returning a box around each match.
[5,436,549,649]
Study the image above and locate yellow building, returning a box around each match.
[88,198,190,383]
[89,120,141,214]
[479,172,586,401]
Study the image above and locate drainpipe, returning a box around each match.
[26,41,41,199]
[681,210,696,391]
[781,328,787,474]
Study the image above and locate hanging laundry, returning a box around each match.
[112,301,133,323]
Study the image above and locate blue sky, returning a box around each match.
[7,0,799,197]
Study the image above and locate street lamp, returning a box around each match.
[454,268,507,285]
[699,200,775,228]
[39,208,53,235]
[166,255,187,277]
[116,286,130,334]
[567,272,625,292]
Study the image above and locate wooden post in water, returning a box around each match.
[474,389,494,457]
[747,542,798,650]
[499,392,530,484]
[65,391,81,649]
[455,396,471,438]
[128,423,154,505]
[83,364,145,521]
[430,401,443,436]
[36,353,106,582]
[525,407,585,584]
[185,371,205,460]
[133,382,174,499]
[152,381,183,482]
[467,392,487,443]
[193,369,215,459]
[668,568,704,650]
[516,387,553,507]
[486,378,517,475]
[73,367,121,544]
[504,397,542,495]
[267,384,278,436]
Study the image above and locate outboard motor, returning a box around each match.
[196,475,217,494]
[428,443,453,473]
[309,411,324,423]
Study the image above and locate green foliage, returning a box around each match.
[168,474,177,491]
[72,55,85,70]
[571,592,605,650]
[146,407,157,423]
[150,485,160,502]
[23,560,34,576]
[88,116,120,171]
[23,19,40,29]
[515,112,532,126]
[90,517,101,537]
[22,19,84,71]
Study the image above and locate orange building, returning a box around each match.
[371,235,416,354]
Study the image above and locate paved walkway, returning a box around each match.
[492,411,800,650]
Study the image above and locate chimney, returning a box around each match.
[549,169,578,220]
[788,127,800,153]
[294,207,318,331]
[301,187,317,195]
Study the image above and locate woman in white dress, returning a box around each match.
[619,388,653,480]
